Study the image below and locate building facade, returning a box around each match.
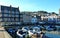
[0,5,20,26]
[59,9,60,15]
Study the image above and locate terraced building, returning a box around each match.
[0,5,20,26]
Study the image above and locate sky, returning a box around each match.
[0,0,60,14]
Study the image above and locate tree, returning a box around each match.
[52,12,56,14]
[38,11,48,13]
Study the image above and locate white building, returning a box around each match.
[31,16,38,23]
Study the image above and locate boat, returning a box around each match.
[17,27,29,38]
[16,26,46,38]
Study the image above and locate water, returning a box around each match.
[45,33,60,38]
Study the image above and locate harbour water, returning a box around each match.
[45,33,60,38]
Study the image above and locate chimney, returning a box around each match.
[18,6,19,9]
[10,5,12,7]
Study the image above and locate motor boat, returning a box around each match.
[33,26,41,33]
[28,26,41,37]
[45,26,56,31]
[22,27,29,32]
[16,27,29,38]
[16,26,46,38]
[17,29,23,38]
[28,26,46,38]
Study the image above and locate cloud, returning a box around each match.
[0,2,8,6]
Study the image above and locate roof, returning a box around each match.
[0,5,19,12]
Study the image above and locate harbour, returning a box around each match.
[4,25,60,38]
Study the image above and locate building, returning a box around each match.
[20,11,59,22]
[57,15,60,22]
[0,5,20,26]
[22,14,32,23]
[31,16,38,23]
[59,9,60,15]
[21,11,49,22]
[21,11,31,15]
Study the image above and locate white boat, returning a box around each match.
[17,26,45,38]
[17,29,24,38]
[33,26,41,33]
[22,27,29,32]
[28,26,46,38]
[17,27,29,38]
[28,26,41,37]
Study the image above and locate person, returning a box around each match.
[40,32,45,38]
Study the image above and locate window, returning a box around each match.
[1,10,4,13]
[16,18,18,21]
[9,15,11,17]
[10,18,14,22]
[12,11,15,14]
[4,14,9,17]
[2,9,10,14]
[11,15,14,17]
[0,14,2,17]
[8,11,10,14]
[20,15,23,17]
[4,10,8,13]
[16,11,19,14]
[12,18,14,21]
[16,15,19,17]
[0,18,2,21]
[4,18,8,21]
[8,18,11,21]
